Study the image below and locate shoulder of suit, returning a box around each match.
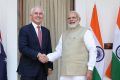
[20,23,32,31]
[41,26,50,31]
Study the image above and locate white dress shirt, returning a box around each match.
[32,22,42,36]
[47,29,97,71]
[32,22,42,56]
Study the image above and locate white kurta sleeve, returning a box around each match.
[47,35,62,62]
[84,30,97,71]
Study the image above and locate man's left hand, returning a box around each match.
[48,68,53,76]
[86,70,92,80]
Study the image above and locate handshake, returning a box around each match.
[37,53,49,63]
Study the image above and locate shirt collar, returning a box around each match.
[32,22,42,29]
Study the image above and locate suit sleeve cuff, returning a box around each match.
[47,54,53,62]
[37,53,41,58]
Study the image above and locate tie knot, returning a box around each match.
[37,26,40,29]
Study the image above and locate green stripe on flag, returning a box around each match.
[92,67,101,80]
[112,52,120,80]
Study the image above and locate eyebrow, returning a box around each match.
[67,16,77,19]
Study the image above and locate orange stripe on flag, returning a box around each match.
[90,5,103,48]
[117,8,120,29]
[105,63,111,78]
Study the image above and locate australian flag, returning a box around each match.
[0,32,7,80]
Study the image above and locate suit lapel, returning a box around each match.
[41,26,46,49]
[29,24,41,48]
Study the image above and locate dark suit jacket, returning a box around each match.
[17,23,53,77]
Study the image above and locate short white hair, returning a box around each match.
[30,6,44,15]
[67,11,81,21]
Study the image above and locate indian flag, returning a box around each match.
[111,8,120,80]
[90,5,105,80]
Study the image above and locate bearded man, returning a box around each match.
[41,11,97,80]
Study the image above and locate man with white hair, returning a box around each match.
[41,11,97,80]
[17,6,53,80]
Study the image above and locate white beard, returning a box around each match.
[68,22,79,29]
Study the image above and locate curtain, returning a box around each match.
[22,0,72,80]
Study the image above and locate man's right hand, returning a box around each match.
[37,53,48,63]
